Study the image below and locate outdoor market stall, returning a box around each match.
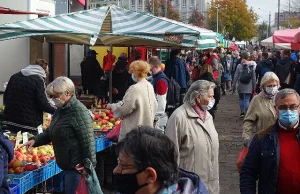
[0,5,201,194]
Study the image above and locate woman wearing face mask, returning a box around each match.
[23,76,96,194]
[242,72,280,147]
[106,60,158,141]
[165,80,220,194]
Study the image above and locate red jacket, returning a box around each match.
[205,55,219,81]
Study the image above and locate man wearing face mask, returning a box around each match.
[165,80,220,194]
[114,126,208,194]
[3,59,56,134]
[240,88,300,194]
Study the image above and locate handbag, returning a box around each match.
[76,176,89,194]
[84,159,103,194]
[236,147,249,173]
[106,122,121,143]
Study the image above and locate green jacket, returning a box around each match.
[34,95,96,170]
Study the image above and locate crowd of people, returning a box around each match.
[1,46,300,194]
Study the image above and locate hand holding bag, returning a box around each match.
[76,176,89,194]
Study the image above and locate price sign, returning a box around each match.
[37,125,43,134]
[22,132,28,144]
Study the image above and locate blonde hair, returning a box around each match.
[260,72,280,89]
[129,60,150,78]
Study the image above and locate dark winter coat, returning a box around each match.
[80,56,104,94]
[3,67,55,132]
[240,123,287,194]
[33,95,96,170]
[275,57,295,87]
[165,56,190,89]
[255,59,274,82]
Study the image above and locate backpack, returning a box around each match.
[153,74,181,108]
[239,64,253,84]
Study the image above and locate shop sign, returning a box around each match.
[163,33,183,44]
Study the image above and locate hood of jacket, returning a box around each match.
[278,57,293,66]
[260,59,273,67]
[21,65,46,79]
[177,168,208,194]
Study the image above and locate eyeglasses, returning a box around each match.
[116,158,136,171]
[277,105,300,111]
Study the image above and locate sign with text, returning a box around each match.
[163,33,183,44]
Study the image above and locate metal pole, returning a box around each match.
[268,12,271,37]
[216,6,219,33]
[165,0,167,17]
[288,0,290,28]
[152,0,154,15]
[109,46,113,103]
[277,0,280,30]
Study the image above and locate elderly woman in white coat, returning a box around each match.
[242,72,280,147]
[165,80,219,194]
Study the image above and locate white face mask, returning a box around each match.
[52,97,65,107]
[131,74,137,82]
[200,99,215,111]
[265,86,278,96]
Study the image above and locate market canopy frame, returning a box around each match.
[0,5,199,48]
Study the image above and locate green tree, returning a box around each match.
[281,16,300,28]
[145,0,180,21]
[257,22,268,42]
[208,0,258,40]
[188,9,205,27]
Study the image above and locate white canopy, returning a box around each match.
[260,36,291,49]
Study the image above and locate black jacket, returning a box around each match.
[33,95,96,170]
[3,71,55,131]
[255,59,274,81]
[80,56,104,92]
[275,57,295,87]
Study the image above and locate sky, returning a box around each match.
[247,0,282,25]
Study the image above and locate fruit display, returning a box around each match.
[8,145,55,174]
[92,109,121,131]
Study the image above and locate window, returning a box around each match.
[131,0,135,7]
[176,0,179,5]
[190,0,194,7]
[138,0,142,8]
[182,0,186,7]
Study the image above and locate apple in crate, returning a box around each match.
[14,167,25,174]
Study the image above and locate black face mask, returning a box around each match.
[115,169,148,194]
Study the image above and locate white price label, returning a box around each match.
[22,132,28,144]
[48,114,52,119]
[37,125,43,134]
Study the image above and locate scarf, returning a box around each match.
[21,65,46,79]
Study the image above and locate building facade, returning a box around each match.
[87,0,209,23]
[274,11,300,27]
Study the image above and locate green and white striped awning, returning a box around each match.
[157,17,217,50]
[0,5,199,48]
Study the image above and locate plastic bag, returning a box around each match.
[236,147,248,173]
[76,176,88,194]
[107,122,121,143]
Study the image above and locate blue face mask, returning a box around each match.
[279,110,299,126]
[131,74,137,82]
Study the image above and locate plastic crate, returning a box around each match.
[54,161,62,174]
[7,172,33,194]
[42,160,56,181]
[9,184,20,194]
[32,165,44,186]
[105,139,113,148]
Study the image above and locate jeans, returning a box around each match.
[0,145,9,194]
[64,170,81,194]
[239,93,252,113]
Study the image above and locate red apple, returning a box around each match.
[103,116,109,121]
[109,118,115,123]
[8,159,16,168]
[108,113,114,118]
[15,167,25,174]
[101,104,106,109]
[105,110,110,114]
[24,164,35,171]
[39,156,47,163]
[94,114,99,120]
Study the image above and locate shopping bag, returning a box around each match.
[84,158,104,194]
[236,147,248,173]
[76,176,88,194]
[106,122,121,143]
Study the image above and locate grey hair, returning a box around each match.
[260,72,280,89]
[184,80,215,106]
[46,82,54,96]
[275,88,300,105]
[51,76,75,95]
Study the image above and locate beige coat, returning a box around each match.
[242,92,277,141]
[112,80,158,141]
[165,103,219,194]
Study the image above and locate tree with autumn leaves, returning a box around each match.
[208,0,258,41]
[145,0,180,21]
[188,9,205,28]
